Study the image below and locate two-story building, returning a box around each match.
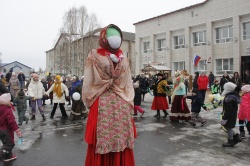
[134,0,250,82]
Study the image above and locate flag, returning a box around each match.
[206,57,211,64]
[193,55,201,66]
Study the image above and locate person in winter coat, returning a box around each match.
[65,75,72,105]
[170,71,191,122]
[245,70,250,85]
[231,72,242,94]
[221,82,241,147]
[17,71,25,89]
[164,73,173,104]
[5,69,12,90]
[13,89,32,125]
[197,71,208,102]
[186,89,207,126]
[139,73,149,101]
[46,75,69,119]
[70,76,86,120]
[211,80,221,94]
[208,71,215,89]
[237,85,250,139]
[192,72,199,90]
[28,73,46,121]
[41,78,48,105]
[9,73,19,103]
[151,73,169,118]
[0,93,22,162]
[220,72,231,93]
[133,81,145,117]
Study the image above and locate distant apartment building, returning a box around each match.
[45,29,135,77]
[134,0,250,82]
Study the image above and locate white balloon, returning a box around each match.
[72,92,81,101]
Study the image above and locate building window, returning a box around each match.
[193,31,207,46]
[173,61,185,71]
[143,41,150,53]
[215,58,233,75]
[215,26,233,43]
[243,22,250,40]
[157,39,166,51]
[193,60,207,72]
[174,35,185,49]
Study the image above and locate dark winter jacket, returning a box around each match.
[17,73,25,82]
[193,72,199,89]
[0,81,9,96]
[208,73,215,85]
[231,76,242,92]
[5,72,12,82]
[41,80,48,91]
[134,88,141,106]
[139,77,149,93]
[14,96,32,112]
[222,91,241,128]
[0,104,19,142]
[70,80,82,97]
[220,76,231,92]
[187,93,206,113]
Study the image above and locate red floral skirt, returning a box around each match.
[151,96,169,110]
[84,98,136,166]
[170,95,191,121]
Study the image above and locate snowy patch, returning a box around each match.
[136,123,166,132]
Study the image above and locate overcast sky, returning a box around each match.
[0,0,204,71]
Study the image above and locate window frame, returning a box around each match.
[174,35,185,49]
[215,58,234,75]
[193,31,207,46]
[172,61,185,72]
[243,22,250,40]
[193,60,207,72]
[215,25,233,43]
[157,38,166,51]
[143,41,150,53]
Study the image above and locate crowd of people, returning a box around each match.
[0,23,250,165]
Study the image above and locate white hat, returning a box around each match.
[222,82,236,96]
[12,72,16,75]
[241,85,250,93]
[0,93,11,106]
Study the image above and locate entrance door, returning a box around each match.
[241,56,250,83]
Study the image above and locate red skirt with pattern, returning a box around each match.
[151,96,169,110]
[170,95,191,121]
[84,98,136,166]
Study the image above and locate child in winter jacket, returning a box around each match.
[0,93,22,162]
[14,89,32,125]
[237,85,250,139]
[221,82,241,147]
[186,88,207,126]
[211,80,221,94]
[133,81,145,117]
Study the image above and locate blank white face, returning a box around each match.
[107,36,121,49]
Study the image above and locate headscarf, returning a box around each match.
[53,75,63,98]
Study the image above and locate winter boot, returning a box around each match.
[25,117,29,124]
[240,132,245,139]
[30,115,36,120]
[154,110,160,118]
[162,110,169,118]
[233,133,242,145]
[222,139,235,147]
[42,115,46,121]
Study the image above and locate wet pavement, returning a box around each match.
[1,91,250,166]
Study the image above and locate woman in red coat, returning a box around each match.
[197,72,208,102]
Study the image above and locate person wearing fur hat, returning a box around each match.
[231,72,242,94]
[133,81,145,117]
[28,73,46,121]
[220,72,231,93]
[82,24,136,166]
[46,75,69,119]
[13,89,32,125]
[221,82,241,147]
[69,76,86,120]
[186,89,207,126]
[151,73,169,118]
[170,73,191,122]
[0,93,22,162]
[237,85,250,139]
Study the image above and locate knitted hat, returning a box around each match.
[192,88,199,94]
[241,85,250,93]
[214,80,218,83]
[12,72,16,75]
[17,89,25,97]
[32,73,39,78]
[133,81,139,88]
[55,75,61,81]
[0,93,11,106]
[222,82,236,96]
